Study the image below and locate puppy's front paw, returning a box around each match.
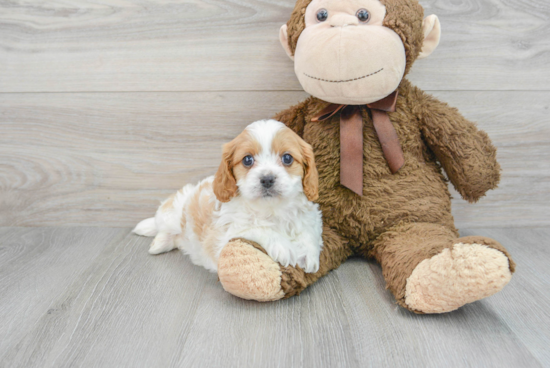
[297,252,320,273]
[265,239,296,267]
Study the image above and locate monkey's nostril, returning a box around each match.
[260,175,276,189]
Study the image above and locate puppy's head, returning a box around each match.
[213,120,318,203]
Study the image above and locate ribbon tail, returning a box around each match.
[340,107,364,196]
[371,109,404,174]
[311,104,345,122]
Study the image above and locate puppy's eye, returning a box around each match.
[316,9,328,22]
[242,155,254,167]
[356,9,370,23]
[282,153,294,166]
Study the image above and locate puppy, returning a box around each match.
[133,119,323,273]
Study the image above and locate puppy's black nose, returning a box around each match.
[260,175,276,189]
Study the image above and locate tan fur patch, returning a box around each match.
[213,129,261,202]
[188,181,215,242]
[161,193,176,211]
[232,164,249,185]
[231,130,262,182]
[272,127,318,201]
[405,243,512,313]
[172,189,186,230]
[272,127,305,178]
[179,211,186,231]
[202,228,222,262]
[231,130,262,165]
[285,161,305,178]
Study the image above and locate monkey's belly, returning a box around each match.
[303,107,457,250]
[315,150,457,250]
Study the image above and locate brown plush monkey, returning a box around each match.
[217,0,515,313]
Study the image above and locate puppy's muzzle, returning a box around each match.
[260,175,276,189]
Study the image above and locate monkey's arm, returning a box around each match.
[272,98,311,137]
[415,89,501,203]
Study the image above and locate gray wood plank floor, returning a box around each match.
[0,227,548,368]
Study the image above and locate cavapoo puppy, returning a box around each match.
[133,119,323,273]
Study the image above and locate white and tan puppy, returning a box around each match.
[133,120,323,273]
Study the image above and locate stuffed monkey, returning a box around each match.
[216,0,515,313]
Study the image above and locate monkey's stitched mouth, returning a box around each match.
[304,68,384,83]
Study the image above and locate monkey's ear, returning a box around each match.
[279,24,294,61]
[418,15,441,59]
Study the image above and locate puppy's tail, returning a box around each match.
[133,217,158,237]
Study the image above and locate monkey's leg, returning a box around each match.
[371,223,516,314]
[218,225,352,302]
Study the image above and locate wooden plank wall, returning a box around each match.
[0,0,548,227]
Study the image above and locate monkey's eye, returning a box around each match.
[242,155,254,167]
[282,153,294,166]
[356,9,370,23]
[316,9,328,22]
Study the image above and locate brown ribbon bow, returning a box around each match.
[311,91,403,196]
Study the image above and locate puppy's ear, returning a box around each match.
[300,139,319,202]
[213,141,238,203]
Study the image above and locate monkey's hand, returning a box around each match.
[415,88,501,202]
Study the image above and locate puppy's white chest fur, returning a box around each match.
[216,193,323,272]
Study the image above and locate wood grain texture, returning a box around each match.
[1,90,548,227]
[337,261,540,368]
[463,228,550,365]
[0,227,127,359]
[176,274,358,368]
[1,229,212,367]
[0,227,548,367]
[0,0,549,92]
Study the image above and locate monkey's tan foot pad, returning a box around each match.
[218,239,285,302]
[405,243,513,314]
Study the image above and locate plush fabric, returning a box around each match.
[218,239,285,302]
[405,242,513,313]
[218,81,515,312]
[217,0,516,314]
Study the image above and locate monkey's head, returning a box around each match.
[279,0,440,105]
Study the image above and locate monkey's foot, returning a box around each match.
[405,239,514,313]
[218,239,285,302]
